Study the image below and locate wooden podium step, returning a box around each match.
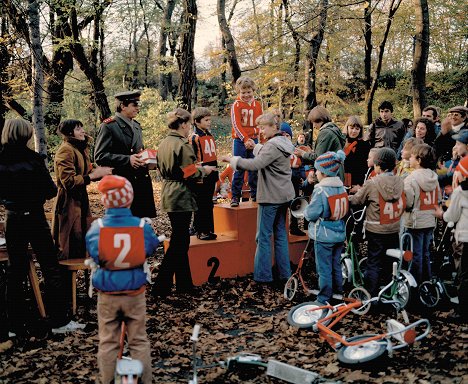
[163,202,308,286]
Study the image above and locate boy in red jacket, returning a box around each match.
[230,76,263,207]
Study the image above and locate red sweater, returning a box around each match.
[230,97,263,142]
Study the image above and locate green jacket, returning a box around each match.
[302,122,346,180]
[157,131,205,212]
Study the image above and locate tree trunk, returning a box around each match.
[364,1,372,91]
[303,0,327,112]
[0,10,10,133]
[177,0,197,110]
[217,0,241,82]
[158,0,176,100]
[283,0,301,120]
[365,0,402,124]
[28,0,47,157]
[411,0,429,118]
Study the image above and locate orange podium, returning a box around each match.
[163,202,308,286]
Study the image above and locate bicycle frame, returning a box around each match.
[115,322,143,384]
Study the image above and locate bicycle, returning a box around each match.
[114,322,143,384]
[188,324,330,384]
[340,208,371,309]
[419,222,458,308]
[287,273,431,366]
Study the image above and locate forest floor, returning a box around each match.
[0,181,467,383]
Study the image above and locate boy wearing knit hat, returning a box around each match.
[85,175,162,383]
[304,150,348,304]
[349,147,405,297]
[435,154,468,323]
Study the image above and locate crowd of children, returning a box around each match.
[1,72,467,383]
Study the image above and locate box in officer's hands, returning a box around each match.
[139,149,158,169]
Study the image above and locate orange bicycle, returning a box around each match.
[287,277,431,366]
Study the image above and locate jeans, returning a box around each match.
[407,227,434,284]
[314,241,343,303]
[365,231,399,297]
[253,203,291,282]
[232,138,257,199]
[153,211,193,294]
[5,208,69,332]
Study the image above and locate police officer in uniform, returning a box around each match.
[94,91,157,218]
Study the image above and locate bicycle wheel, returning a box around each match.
[393,279,411,309]
[284,276,299,301]
[287,301,331,329]
[358,257,367,272]
[348,287,372,315]
[341,257,352,283]
[337,334,388,366]
[419,281,440,308]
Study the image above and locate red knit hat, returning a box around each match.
[98,175,134,208]
[457,155,468,178]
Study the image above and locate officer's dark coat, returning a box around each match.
[94,115,157,218]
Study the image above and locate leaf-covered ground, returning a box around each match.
[0,182,467,383]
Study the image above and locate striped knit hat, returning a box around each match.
[457,155,468,178]
[314,150,346,177]
[98,175,134,208]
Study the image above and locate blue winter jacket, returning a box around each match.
[85,208,160,293]
[304,177,348,244]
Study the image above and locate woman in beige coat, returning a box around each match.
[52,119,112,259]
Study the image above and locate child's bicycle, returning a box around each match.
[114,322,144,384]
[340,208,371,309]
[287,270,431,366]
[355,232,417,311]
[419,222,458,307]
[188,324,332,384]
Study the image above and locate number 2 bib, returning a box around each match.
[98,219,146,270]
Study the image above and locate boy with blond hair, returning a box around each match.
[230,76,263,207]
[395,137,424,178]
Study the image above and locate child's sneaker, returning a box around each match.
[52,320,86,334]
[230,197,240,207]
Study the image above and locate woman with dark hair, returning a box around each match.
[342,116,371,193]
[52,119,112,260]
[412,117,436,146]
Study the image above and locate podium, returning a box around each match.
[164,202,308,286]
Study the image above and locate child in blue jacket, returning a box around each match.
[304,150,348,304]
[86,175,161,384]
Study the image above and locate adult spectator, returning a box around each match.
[367,100,405,151]
[294,106,346,180]
[434,106,468,163]
[342,116,371,193]
[422,105,441,136]
[94,91,156,218]
[52,119,112,260]
[0,119,85,338]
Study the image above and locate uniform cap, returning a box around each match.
[374,147,397,171]
[98,175,134,208]
[114,90,142,101]
[314,150,346,177]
